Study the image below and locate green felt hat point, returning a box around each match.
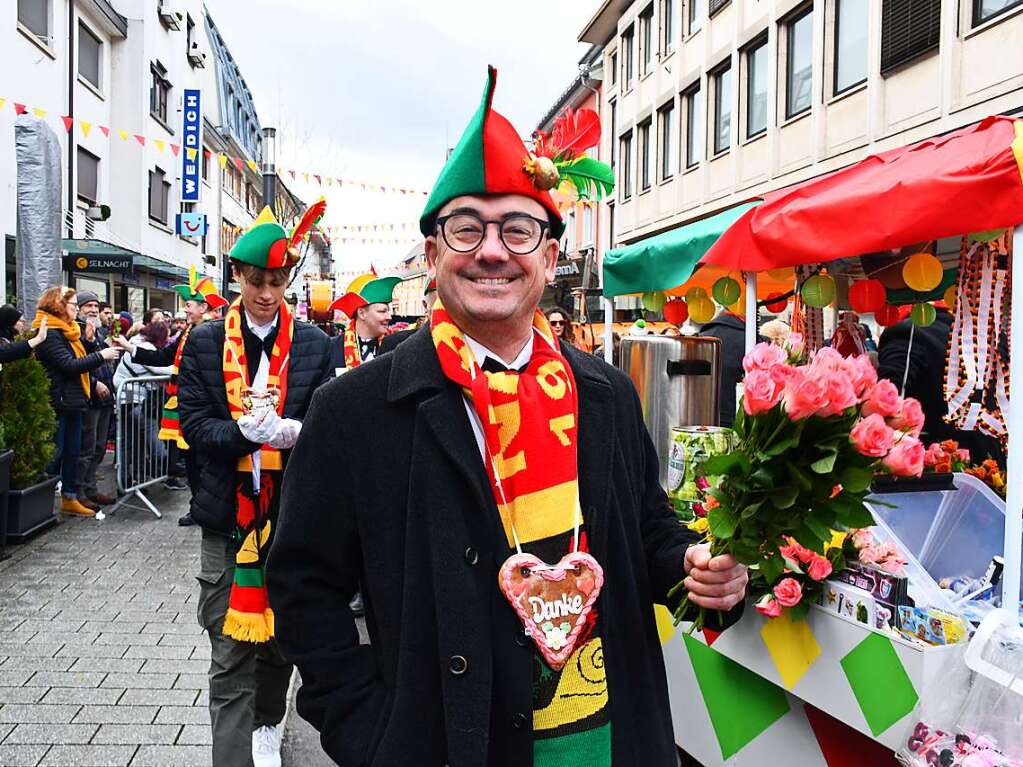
[361,276,402,305]
[229,222,289,268]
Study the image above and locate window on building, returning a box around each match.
[620,131,633,200]
[78,22,101,89]
[77,147,99,204]
[709,0,730,16]
[148,167,170,224]
[713,63,732,154]
[622,26,635,84]
[583,204,595,246]
[785,8,814,118]
[660,0,678,54]
[881,0,940,72]
[658,102,675,180]
[684,85,703,168]
[835,0,868,94]
[639,119,653,191]
[566,209,577,254]
[689,0,704,33]
[186,13,195,51]
[610,50,618,85]
[201,149,210,182]
[610,100,618,168]
[974,0,1023,24]
[150,61,171,124]
[18,0,49,44]
[221,218,239,256]
[746,38,768,138]
[640,5,654,74]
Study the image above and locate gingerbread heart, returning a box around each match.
[498,550,604,670]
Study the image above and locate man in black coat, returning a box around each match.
[267,68,746,767]
[877,306,1004,464]
[700,311,757,427]
[177,210,332,767]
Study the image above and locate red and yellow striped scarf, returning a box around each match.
[430,301,580,560]
[342,320,384,368]
[158,325,192,449]
[221,299,293,643]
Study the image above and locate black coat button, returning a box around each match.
[449,655,468,675]
[464,547,479,566]
[512,712,527,729]
[515,630,529,647]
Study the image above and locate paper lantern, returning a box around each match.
[711,277,742,306]
[902,253,943,292]
[943,284,957,311]
[663,299,689,324]
[875,303,902,327]
[764,292,788,313]
[688,297,716,324]
[911,302,936,327]
[685,286,708,304]
[801,274,836,308]
[848,279,886,314]
[642,291,667,312]
[967,228,1007,243]
[766,267,793,281]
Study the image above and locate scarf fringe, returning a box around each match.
[223,608,275,643]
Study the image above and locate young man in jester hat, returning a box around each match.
[328,272,403,371]
[268,68,747,767]
[176,202,333,767]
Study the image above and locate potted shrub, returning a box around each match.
[0,354,58,542]
[0,421,12,557]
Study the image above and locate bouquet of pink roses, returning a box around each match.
[671,341,925,629]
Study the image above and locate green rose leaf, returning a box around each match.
[701,450,750,477]
[771,485,799,509]
[708,506,738,539]
[759,552,785,584]
[839,465,874,493]
[836,502,875,529]
[811,450,838,474]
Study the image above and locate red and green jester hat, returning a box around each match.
[330,273,402,368]
[158,267,228,448]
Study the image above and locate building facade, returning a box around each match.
[580,0,1023,253]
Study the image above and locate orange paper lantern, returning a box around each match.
[902,253,943,293]
[663,299,689,325]
[943,284,957,311]
[848,279,887,314]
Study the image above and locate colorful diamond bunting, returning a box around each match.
[840,633,918,736]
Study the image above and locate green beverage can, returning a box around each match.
[666,426,735,521]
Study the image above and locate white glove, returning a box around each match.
[268,418,302,450]
[237,407,281,445]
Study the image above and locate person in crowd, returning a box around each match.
[701,308,762,427]
[33,287,123,517]
[328,274,402,370]
[592,330,622,365]
[128,271,228,521]
[267,68,746,767]
[177,205,331,767]
[0,304,48,366]
[379,278,437,355]
[878,304,1004,464]
[97,302,114,342]
[546,306,578,348]
[169,311,188,344]
[143,308,167,328]
[75,291,128,511]
[760,318,791,347]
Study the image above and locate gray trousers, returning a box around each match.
[197,529,293,767]
[78,406,112,497]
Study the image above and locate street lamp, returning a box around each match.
[262,126,277,215]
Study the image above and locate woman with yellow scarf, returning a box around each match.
[33,287,123,517]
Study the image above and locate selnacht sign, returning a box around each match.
[181,89,202,203]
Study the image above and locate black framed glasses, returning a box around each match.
[436,213,550,255]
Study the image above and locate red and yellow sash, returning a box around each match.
[158,326,191,449]
[221,298,293,643]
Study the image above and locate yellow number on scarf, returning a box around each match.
[548,414,575,447]
[489,401,526,480]
[536,361,569,400]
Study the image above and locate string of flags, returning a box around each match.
[0,97,431,197]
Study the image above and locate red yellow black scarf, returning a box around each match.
[342,320,384,368]
[221,299,293,643]
[158,326,191,449]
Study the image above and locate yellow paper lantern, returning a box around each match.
[766,267,793,281]
[801,274,836,308]
[642,291,667,312]
[943,284,957,310]
[902,253,943,293]
[688,297,716,324]
[685,286,708,305]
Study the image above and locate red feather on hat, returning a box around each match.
[288,198,327,251]
[533,108,601,162]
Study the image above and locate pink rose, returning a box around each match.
[743,369,783,416]
[695,475,710,491]
[786,333,805,358]
[850,414,896,458]
[754,594,782,618]
[807,554,833,582]
[782,369,829,421]
[878,556,906,576]
[858,544,885,565]
[848,354,878,397]
[884,435,925,477]
[890,397,925,437]
[773,577,803,608]
[851,529,875,549]
[819,372,859,417]
[862,380,902,418]
[956,448,971,463]
[924,442,944,467]
[743,342,788,374]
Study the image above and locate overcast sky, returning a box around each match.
[207,0,597,271]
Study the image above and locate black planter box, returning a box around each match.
[0,450,11,552]
[7,475,59,543]
[871,472,957,495]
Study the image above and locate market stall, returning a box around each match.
[602,115,1023,766]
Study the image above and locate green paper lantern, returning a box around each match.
[968,228,1007,243]
[642,291,667,313]
[712,277,742,307]
[685,286,708,305]
[911,302,936,327]
[801,274,836,308]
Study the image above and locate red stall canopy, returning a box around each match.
[702,116,1023,272]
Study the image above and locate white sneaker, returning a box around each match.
[252,724,282,767]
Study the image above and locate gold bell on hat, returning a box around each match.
[525,154,561,191]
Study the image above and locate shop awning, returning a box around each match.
[133,254,189,282]
[702,116,1023,271]
[62,240,189,282]
[602,201,760,297]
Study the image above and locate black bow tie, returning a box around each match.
[481,357,527,374]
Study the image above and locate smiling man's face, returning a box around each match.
[425,194,558,333]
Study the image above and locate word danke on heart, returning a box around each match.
[528,593,584,624]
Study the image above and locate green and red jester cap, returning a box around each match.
[230,199,327,270]
[329,273,403,319]
[419,66,565,240]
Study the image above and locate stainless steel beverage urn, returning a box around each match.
[618,335,722,489]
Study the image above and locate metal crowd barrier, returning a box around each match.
[103,375,171,520]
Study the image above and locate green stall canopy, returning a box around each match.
[602,201,760,297]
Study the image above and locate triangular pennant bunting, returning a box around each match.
[134,134,146,146]
[100,125,110,137]
[32,107,46,119]
[246,159,258,173]
[61,116,74,132]
[218,153,228,169]
[170,144,180,156]
[80,120,91,137]
[118,129,129,141]
[14,103,27,115]
[154,139,165,152]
